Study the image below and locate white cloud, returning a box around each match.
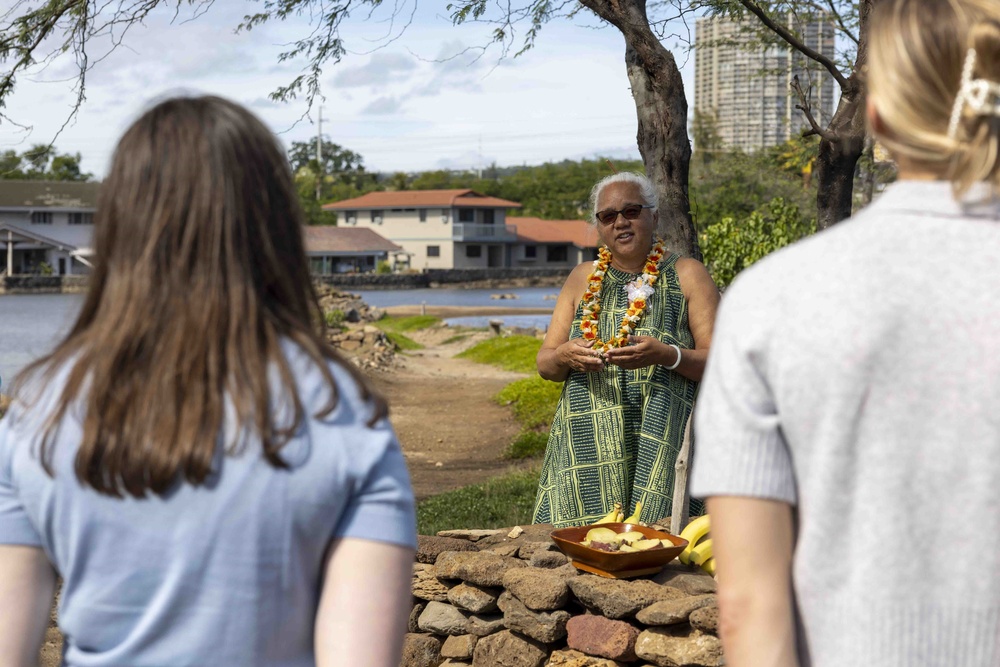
[333,52,418,88]
[362,96,404,115]
[2,2,698,178]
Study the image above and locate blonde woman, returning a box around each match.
[0,97,416,666]
[691,1,1000,665]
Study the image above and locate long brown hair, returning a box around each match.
[15,95,387,497]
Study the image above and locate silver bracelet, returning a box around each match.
[665,344,682,370]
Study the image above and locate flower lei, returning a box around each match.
[579,239,665,353]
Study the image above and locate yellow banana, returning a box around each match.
[622,500,644,525]
[678,514,711,564]
[590,502,622,526]
[701,557,716,576]
[688,538,714,567]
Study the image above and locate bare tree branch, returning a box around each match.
[825,0,859,44]
[736,0,849,88]
[792,74,837,142]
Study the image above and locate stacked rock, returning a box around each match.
[326,325,397,371]
[406,525,722,667]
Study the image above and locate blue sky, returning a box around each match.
[3,2,699,178]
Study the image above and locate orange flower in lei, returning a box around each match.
[579,239,665,353]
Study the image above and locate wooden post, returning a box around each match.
[6,230,12,277]
[670,412,694,535]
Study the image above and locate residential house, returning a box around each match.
[302,226,405,274]
[0,181,99,277]
[322,190,522,270]
[509,217,600,269]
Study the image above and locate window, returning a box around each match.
[370,209,384,223]
[427,245,440,258]
[524,245,537,259]
[419,209,427,223]
[31,211,52,225]
[344,210,357,224]
[466,245,482,258]
[457,208,475,223]
[483,209,495,224]
[547,246,568,262]
[68,212,93,225]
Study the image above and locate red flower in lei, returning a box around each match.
[579,240,665,353]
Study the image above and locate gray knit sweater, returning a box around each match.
[691,181,1000,667]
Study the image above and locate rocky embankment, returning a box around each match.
[317,287,398,372]
[407,524,721,667]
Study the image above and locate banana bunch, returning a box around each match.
[590,502,623,525]
[678,514,715,575]
[589,500,645,526]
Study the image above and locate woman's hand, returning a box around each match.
[602,335,673,370]
[558,339,606,374]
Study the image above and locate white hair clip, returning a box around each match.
[948,48,1000,140]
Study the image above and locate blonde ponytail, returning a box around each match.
[949,19,1000,197]
[868,0,1000,200]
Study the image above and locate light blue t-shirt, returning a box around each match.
[0,344,417,667]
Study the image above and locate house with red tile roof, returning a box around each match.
[509,217,600,269]
[301,227,405,274]
[323,189,522,270]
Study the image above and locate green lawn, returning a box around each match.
[372,315,442,351]
[456,335,544,374]
[416,467,540,536]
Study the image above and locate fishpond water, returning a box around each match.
[0,287,557,386]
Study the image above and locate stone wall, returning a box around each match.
[407,525,721,667]
[316,268,570,291]
[1,269,570,294]
[0,275,89,295]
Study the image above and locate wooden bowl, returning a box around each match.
[550,523,688,578]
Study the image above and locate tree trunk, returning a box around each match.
[814,0,878,229]
[580,0,699,259]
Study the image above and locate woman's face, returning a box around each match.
[594,181,656,261]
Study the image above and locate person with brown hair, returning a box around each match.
[0,96,416,666]
[691,1,1000,665]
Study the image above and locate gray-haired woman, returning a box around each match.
[534,172,720,528]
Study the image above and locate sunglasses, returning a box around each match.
[595,204,654,226]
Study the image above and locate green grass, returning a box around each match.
[384,331,422,351]
[416,467,540,536]
[441,333,472,345]
[497,376,562,430]
[506,431,550,460]
[375,315,441,333]
[456,335,543,374]
[372,315,441,351]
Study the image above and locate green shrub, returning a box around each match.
[457,335,542,374]
[700,197,816,289]
[324,309,345,330]
[416,468,540,535]
[376,260,392,274]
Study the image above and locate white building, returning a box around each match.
[0,181,99,276]
[694,14,837,152]
[323,189,523,270]
[509,217,599,269]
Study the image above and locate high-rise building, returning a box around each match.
[694,14,838,152]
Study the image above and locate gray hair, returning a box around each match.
[588,172,659,224]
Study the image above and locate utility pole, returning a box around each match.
[315,107,323,201]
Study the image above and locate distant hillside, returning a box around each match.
[335,157,646,220]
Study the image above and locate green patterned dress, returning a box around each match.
[533,254,701,528]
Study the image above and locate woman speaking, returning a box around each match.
[534,172,719,528]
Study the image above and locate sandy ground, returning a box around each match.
[37,308,548,664]
[370,319,541,500]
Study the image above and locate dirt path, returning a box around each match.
[367,324,539,500]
